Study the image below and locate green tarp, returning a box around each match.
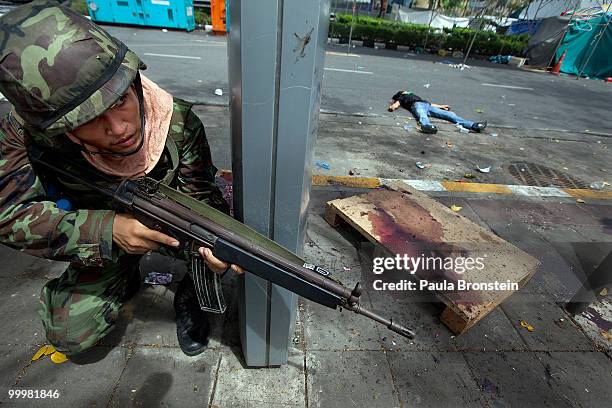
[556,15,612,79]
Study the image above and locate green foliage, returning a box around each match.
[329,14,528,56]
[195,9,212,25]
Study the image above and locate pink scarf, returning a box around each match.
[68,75,174,178]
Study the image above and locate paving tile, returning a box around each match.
[0,245,37,279]
[101,276,239,350]
[452,307,528,352]
[7,347,128,407]
[0,345,37,403]
[500,293,595,351]
[521,238,586,300]
[302,291,381,351]
[387,351,485,407]
[0,245,68,280]
[464,351,573,408]
[576,203,612,232]
[360,243,456,352]
[100,284,179,348]
[306,350,399,408]
[434,197,490,229]
[0,277,47,346]
[575,226,612,243]
[305,214,365,257]
[461,204,582,298]
[211,350,305,407]
[109,348,219,408]
[535,351,612,407]
[466,199,600,228]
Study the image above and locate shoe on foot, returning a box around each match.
[174,275,210,356]
[471,121,487,132]
[420,124,438,134]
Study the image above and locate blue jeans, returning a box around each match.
[411,102,474,129]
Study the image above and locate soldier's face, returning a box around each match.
[70,86,141,153]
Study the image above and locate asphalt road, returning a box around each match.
[106,26,611,134]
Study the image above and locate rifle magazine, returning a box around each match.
[191,256,227,314]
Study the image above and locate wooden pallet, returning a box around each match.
[324,182,539,334]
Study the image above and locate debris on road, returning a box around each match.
[349,168,360,176]
[214,88,223,96]
[423,83,431,89]
[464,173,476,179]
[488,55,511,64]
[416,161,431,169]
[446,141,454,148]
[600,288,608,297]
[32,344,55,361]
[490,133,498,137]
[449,63,470,70]
[520,320,535,332]
[576,199,587,204]
[316,161,330,170]
[589,181,610,190]
[457,125,469,134]
[50,351,68,364]
[450,205,462,212]
[475,108,484,114]
[477,166,491,173]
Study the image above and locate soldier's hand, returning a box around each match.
[198,247,244,275]
[112,213,180,254]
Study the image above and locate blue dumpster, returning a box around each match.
[87,0,196,31]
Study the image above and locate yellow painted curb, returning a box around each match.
[223,171,611,200]
[441,182,513,195]
[564,189,612,200]
[312,175,381,189]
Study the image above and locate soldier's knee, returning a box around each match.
[39,292,120,356]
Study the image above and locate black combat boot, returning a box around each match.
[420,124,438,134]
[174,275,210,356]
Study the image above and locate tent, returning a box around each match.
[556,14,612,78]
[526,13,612,78]
[525,16,572,66]
[517,0,604,20]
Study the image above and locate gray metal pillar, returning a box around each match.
[228,0,330,366]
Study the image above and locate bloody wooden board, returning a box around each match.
[324,182,539,334]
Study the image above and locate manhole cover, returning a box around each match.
[507,162,589,189]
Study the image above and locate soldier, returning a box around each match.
[0,0,241,358]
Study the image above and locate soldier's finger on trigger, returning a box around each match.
[143,229,178,247]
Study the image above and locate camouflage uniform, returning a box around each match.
[0,1,227,354]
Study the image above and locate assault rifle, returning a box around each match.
[31,151,415,339]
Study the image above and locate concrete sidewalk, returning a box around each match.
[0,105,611,407]
[0,185,610,407]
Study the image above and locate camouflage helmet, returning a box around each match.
[0,0,146,148]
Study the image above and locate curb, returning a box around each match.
[311,175,612,200]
